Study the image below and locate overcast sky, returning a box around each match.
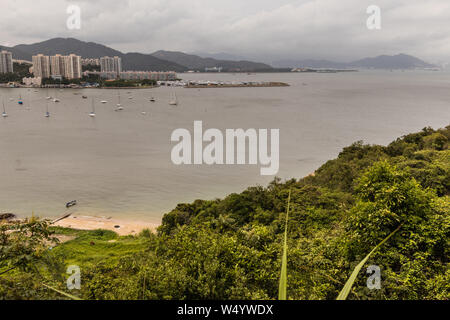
[1,0,450,63]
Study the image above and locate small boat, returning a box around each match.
[115,91,123,111]
[53,98,60,103]
[45,102,50,118]
[82,95,88,99]
[101,100,107,104]
[128,97,133,100]
[89,98,96,117]
[2,99,8,117]
[169,91,178,106]
[66,200,77,208]
[150,97,156,102]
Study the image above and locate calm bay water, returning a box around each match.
[0,71,449,223]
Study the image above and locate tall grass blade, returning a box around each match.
[336,224,403,300]
[278,189,291,300]
[42,283,82,300]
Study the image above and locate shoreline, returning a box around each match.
[185,82,290,88]
[53,214,160,236]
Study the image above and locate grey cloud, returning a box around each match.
[1,0,449,63]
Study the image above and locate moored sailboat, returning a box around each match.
[89,98,96,117]
[169,91,178,106]
[115,91,123,111]
[2,99,8,117]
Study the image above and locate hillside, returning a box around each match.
[350,53,436,69]
[1,126,448,300]
[152,50,272,72]
[9,38,187,72]
[0,45,30,61]
[274,54,437,70]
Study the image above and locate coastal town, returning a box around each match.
[0,50,177,88]
[0,50,290,89]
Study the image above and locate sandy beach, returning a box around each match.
[53,214,160,236]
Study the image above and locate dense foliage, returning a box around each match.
[1,126,448,300]
[0,62,32,83]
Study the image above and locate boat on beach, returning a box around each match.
[66,200,77,208]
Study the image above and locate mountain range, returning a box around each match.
[152,50,271,71]
[0,38,438,72]
[273,54,436,70]
[1,38,187,72]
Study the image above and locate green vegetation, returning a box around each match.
[0,126,448,300]
[40,77,157,88]
[278,190,291,300]
[41,75,103,86]
[82,64,101,72]
[103,79,157,87]
[0,62,32,83]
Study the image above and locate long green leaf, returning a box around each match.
[336,224,403,300]
[278,190,291,300]
[42,283,82,300]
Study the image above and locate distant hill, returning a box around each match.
[152,50,272,72]
[350,54,436,69]
[8,38,187,72]
[2,39,437,72]
[273,54,436,70]
[0,45,31,61]
[190,52,247,61]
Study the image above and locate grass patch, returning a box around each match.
[50,227,148,267]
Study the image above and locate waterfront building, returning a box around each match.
[81,58,100,66]
[0,50,14,73]
[205,66,223,72]
[33,54,82,79]
[100,56,122,77]
[119,71,177,81]
[32,54,51,78]
[50,54,66,77]
[22,77,42,86]
[64,54,82,79]
[84,70,177,81]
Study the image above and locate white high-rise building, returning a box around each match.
[0,50,14,73]
[64,54,82,79]
[50,54,66,77]
[33,54,82,79]
[100,56,122,77]
[32,54,51,78]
